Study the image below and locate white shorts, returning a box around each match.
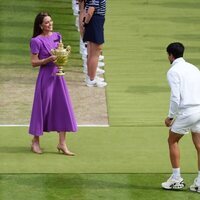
[171,111,200,134]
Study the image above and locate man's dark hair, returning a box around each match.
[166,42,185,58]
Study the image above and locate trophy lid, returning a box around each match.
[57,40,64,49]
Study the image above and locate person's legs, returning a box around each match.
[87,41,102,80]
[57,132,75,156]
[192,132,200,171]
[161,130,185,189]
[31,136,42,154]
[86,42,106,87]
[168,130,184,169]
[190,132,200,192]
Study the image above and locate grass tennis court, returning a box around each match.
[0,173,198,200]
[1,0,200,199]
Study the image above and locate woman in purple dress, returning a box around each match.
[29,12,77,155]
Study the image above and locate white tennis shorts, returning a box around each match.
[171,111,200,134]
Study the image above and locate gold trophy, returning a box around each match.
[51,40,71,76]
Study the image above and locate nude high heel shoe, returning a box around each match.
[31,140,42,154]
[57,144,75,156]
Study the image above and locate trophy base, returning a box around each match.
[56,66,65,76]
[56,71,65,76]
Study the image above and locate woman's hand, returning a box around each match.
[49,55,57,62]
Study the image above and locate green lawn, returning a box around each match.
[0,126,197,174]
[1,0,200,199]
[105,0,200,127]
[0,173,199,200]
[0,126,199,199]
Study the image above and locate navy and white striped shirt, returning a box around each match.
[85,0,106,16]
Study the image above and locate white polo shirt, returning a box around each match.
[167,58,200,118]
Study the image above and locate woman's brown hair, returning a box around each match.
[32,12,51,38]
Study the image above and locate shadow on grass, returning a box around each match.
[0,146,74,156]
[0,173,193,195]
[0,173,198,200]
[0,146,29,153]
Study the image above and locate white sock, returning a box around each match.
[196,171,200,185]
[172,168,181,178]
[197,171,200,181]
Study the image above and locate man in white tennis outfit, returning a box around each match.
[161,42,200,193]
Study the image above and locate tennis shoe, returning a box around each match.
[98,61,105,68]
[161,175,185,190]
[99,55,104,61]
[82,54,87,61]
[85,75,104,83]
[190,178,200,193]
[86,79,107,88]
[96,67,105,75]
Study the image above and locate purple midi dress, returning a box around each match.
[29,32,78,136]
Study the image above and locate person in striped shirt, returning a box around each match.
[82,0,107,87]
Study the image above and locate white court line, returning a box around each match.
[78,124,109,127]
[0,124,109,127]
[0,125,29,127]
